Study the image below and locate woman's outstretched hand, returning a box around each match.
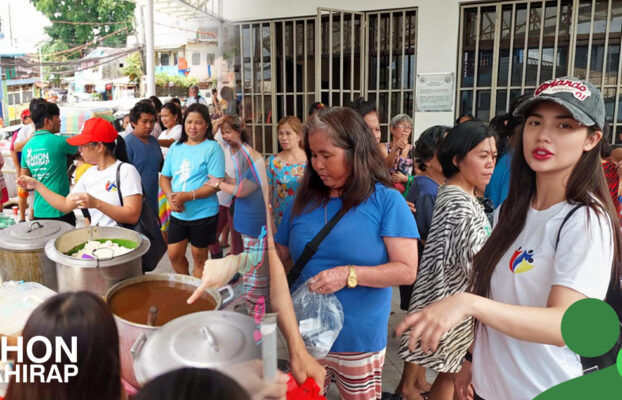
[187,254,251,304]
[395,292,472,354]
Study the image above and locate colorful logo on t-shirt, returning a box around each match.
[105,181,117,192]
[509,247,535,273]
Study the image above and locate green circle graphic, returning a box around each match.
[561,298,620,357]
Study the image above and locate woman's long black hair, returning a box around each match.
[471,105,622,305]
[6,292,121,400]
[103,135,129,162]
[162,102,183,125]
[135,368,250,400]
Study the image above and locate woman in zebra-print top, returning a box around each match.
[398,121,496,400]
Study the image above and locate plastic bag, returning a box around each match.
[291,279,344,359]
[0,215,14,230]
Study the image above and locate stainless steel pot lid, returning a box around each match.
[133,311,260,386]
[0,221,74,251]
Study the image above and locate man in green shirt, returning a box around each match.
[21,100,77,225]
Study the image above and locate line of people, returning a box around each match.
[189,76,620,400]
[5,76,621,400]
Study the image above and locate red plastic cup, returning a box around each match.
[12,206,18,215]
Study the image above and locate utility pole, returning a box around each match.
[216,0,223,92]
[38,46,44,84]
[7,0,13,47]
[145,0,155,97]
[139,5,147,97]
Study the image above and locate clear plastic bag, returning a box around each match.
[291,279,344,359]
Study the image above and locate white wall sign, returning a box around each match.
[416,73,455,112]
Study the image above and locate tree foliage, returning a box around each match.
[31,0,135,59]
[122,52,144,87]
[155,72,199,88]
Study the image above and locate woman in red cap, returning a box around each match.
[17,117,143,227]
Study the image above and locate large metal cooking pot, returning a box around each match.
[133,311,259,387]
[44,226,149,295]
[0,221,74,290]
[104,274,235,389]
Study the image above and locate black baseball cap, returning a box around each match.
[513,77,605,130]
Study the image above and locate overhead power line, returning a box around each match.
[46,47,143,76]
[45,27,131,57]
[1,45,141,68]
[49,19,133,26]
[0,47,144,76]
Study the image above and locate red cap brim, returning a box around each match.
[66,134,91,146]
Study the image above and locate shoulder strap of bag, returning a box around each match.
[287,207,347,287]
[554,204,584,250]
[116,162,124,206]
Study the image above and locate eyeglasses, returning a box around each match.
[396,123,413,131]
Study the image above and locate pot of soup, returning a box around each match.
[44,226,149,295]
[104,274,235,388]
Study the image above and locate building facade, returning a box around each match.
[218,0,622,153]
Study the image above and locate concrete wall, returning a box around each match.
[222,0,480,135]
[186,42,218,81]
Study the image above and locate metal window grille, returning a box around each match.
[365,9,417,141]
[160,53,170,66]
[192,52,201,66]
[458,0,622,142]
[234,7,418,155]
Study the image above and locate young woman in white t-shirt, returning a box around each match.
[396,77,621,400]
[158,102,183,157]
[17,118,143,227]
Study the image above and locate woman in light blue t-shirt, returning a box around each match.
[160,104,225,279]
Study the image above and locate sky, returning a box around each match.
[0,0,216,54]
[0,0,50,52]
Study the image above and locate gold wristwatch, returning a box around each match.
[347,265,357,288]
